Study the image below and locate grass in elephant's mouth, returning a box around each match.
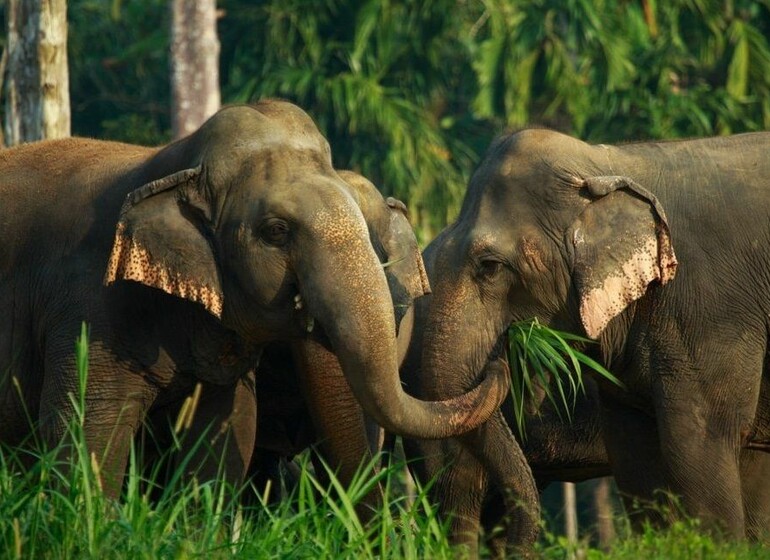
[507,318,621,438]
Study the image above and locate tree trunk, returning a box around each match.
[593,477,615,550]
[563,481,578,546]
[5,0,70,145]
[169,0,221,140]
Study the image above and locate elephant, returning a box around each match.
[143,170,425,511]
[415,127,770,546]
[249,172,423,486]
[398,244,606,557]
[402,279,770,555]
[0,100,510,497]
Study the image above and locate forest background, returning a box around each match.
[17,0,770,240]
[2,0,770,551]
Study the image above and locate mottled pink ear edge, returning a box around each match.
[103,166,224,319]
[415,248,432,296]
[104,223,224,318]
[577,223,677,340]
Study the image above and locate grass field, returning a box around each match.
[1,441,768,559]
[1,328,768,559]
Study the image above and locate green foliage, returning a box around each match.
[507,319,621,437]
[472,0,635,133]
[63,1,770,235]
[68,0,171,145]
[471,0,770,142]
[585,520,765,560]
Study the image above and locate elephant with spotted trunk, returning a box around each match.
[412,129,770,550]
[0,100,509,496]
[145,170,430,510]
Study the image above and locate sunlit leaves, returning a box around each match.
[472,0,634,133]
[64,0,770,234]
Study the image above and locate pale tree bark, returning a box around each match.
[5,0,71,145]
[593,477,615,550]
[170,0,221,140]
[563,481,578,551]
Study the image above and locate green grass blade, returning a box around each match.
[507,318,623,436]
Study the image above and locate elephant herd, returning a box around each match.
[1,99,769,555]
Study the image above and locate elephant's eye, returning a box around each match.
[478,259,503,279]
[260,219,290,246]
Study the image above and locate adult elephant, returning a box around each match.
[146,170,428,507]
[418,129,770,543]
[403,279,770,555]
[400,252,606,557]
[0,100,509,496]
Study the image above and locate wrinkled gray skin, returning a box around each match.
[0,100,510,496]
[403,281,770,555]
[145,171,425,510]
[418,128,770,546]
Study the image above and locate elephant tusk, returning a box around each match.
[381,256,406,269]
[306,317,315,333]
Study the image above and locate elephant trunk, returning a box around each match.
[298,212,509,440]
[417,237,540,550]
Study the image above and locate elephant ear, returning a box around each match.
[384,196,431,300]
[104,166,224,318]
[336,169,430,315]
[568,175,677,339]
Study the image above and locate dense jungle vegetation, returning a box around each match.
[65,0,770,238]
[2,1,770,557]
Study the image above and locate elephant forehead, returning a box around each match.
[468,232,500,253]
[234,147,333,180]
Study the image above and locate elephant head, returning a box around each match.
[104,100,508,439]
[422,128,677,399]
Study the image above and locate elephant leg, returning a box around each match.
[245,449,284,505]
[458,408,540,554]
[740,449,770,542]
[480,490,509,560]
[175,372,257,488]
[657,405,745,537]
[291,338,381,518]
[403,435,488,559]
[39,334,157,497]
[436,446,488,559]
[599,399,667,529]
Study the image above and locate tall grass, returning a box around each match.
[0,325,456,559]
[1,324,767,558]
